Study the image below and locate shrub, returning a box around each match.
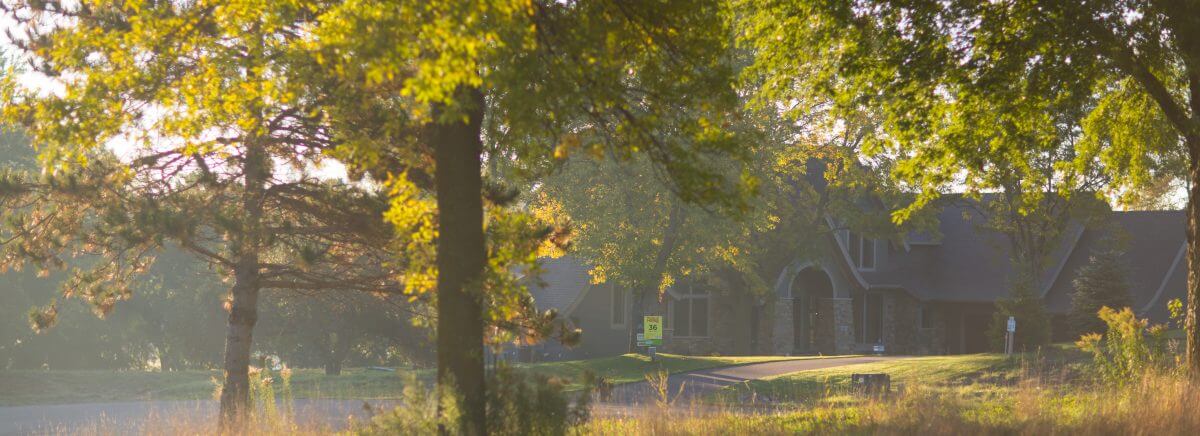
[356,365,593,435]
[988,285,1051,352]
[1075,306,1171,385]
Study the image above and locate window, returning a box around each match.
[670,285,710,337]
[919,305,934,329]
[853,292,884,344]
[861,236,876,270]
[610,285,626,327]
[847,232,876,270]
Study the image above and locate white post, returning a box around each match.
[1005,316,1016,355]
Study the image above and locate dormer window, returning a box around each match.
[848,232,876,271]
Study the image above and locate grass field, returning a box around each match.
[0,367,423,406]
[587,346,1138,434]
[0,353,807,406]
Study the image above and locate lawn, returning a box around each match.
[713,345,1087,405]
[588,346,1105,434]
[0,353,808,406]
[0,367,423,406]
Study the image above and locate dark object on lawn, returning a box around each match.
[367,366,396,372]
[851,373,891,395]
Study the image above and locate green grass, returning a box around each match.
[591,347,1100,434]
[0,353,816,406]
[0,367,427,406]
[714,346,1088,406]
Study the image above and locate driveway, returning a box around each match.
[0,398,401,435]
[598,355,902,408]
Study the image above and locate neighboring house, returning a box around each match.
[524,205,1187,359]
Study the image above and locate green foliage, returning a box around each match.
[1068,240,1134,336]
[356,366,592,436]
[1076,307,1172,386]
[256,291,434,374]
[988,285,1051,352]
[355,374,459,435]
[486,366,592,436]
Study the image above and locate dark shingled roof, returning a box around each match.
[1042,211,1186,320]
[861,199,1085,303]
[860,202,1185,323]
[527,256,593,313]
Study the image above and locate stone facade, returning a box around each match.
[823,298,855,355]
[883,292,919,354]
[772,298,795,355]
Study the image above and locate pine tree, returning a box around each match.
[1069,243,1133,336]
[0,2,407,427]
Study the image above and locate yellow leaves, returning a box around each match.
[1075,332,1102,353]
[554,134,581,160]
[383,171,437,295]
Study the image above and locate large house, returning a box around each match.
[522,203,1187,361]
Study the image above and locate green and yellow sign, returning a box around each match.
[644,315,663,345]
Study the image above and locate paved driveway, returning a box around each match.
[599,355,902,407]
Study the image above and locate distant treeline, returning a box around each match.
[0,247,432,373]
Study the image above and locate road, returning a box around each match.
[0,356,900,434]
[0,398,401,435]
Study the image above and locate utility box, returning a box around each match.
[851,373,891,395]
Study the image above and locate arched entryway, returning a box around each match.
[791,268,833,354]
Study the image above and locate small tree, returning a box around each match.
[1069,242,1134,336]
[989,282,1052,352]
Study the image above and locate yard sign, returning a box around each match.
[644,315,663,345]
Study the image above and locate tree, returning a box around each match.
[533,107,906,354]
[736,1,1200,366]
[310,1,750,432]
[0,1,407,427]
[1069,237,1134,336]
[257,291,434,375]
[988,284,1052,352]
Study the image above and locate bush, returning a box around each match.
[1075,306,1172,385]
[1068,243,1133,336]
[988,285,1051,352]
[357,365,593,435]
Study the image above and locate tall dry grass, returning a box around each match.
[588,365,1200,435]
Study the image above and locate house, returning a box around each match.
[525,204,1188,360]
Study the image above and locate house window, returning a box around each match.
[919,305,934,329]
[848,232,876,270]
[853,293,884,344]
[671,285,710,338]
[610,285,626,327]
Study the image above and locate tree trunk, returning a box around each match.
[324,354,344,376]
[432,88,488,436]
[627,202,685,353]
[1186,134,1200,375]
[324,332,354,376]
[218,266,261,429]
[218,143,266,431]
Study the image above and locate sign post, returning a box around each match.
[1005,316,1016,356]
[644,315,662,360]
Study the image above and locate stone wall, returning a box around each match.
[821,298,855,355]
[657,289,756,356]
[772,297,795,355]
[883,292,920,354]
